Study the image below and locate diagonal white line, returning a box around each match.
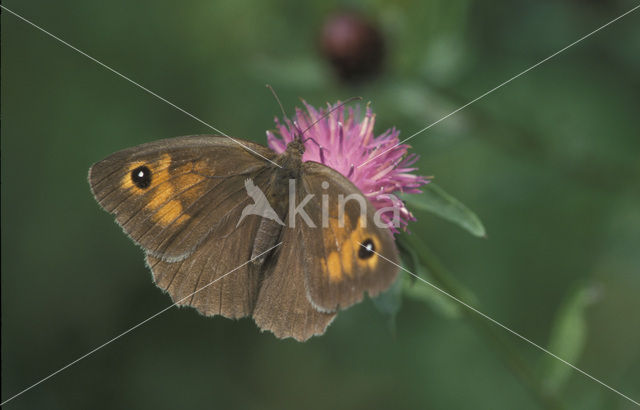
[362,243,640,407]
[358,3,640,169]
[4,1,639,406]
[0,4,282,169]
[0,242,283,406]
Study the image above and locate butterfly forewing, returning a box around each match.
[146,211,264,320]
[88,135,276,260]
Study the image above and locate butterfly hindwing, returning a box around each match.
[88,135,275,260]
[252,225,337,341]
[298,161,400,313]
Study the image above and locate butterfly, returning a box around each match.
[88,134,399,341]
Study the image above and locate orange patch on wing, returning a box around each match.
[153,199,187,226]
[327,251,343,282]
[147,184,174,210]
[193,158,215,176]
[156,153,172,169]
[119,154,201,228]
[129,154,192,227]
[340,240,354,277]
[145,156,174,213]
[323,216,356,281]
[175,214,190,226]
[324,218,340,249]
[172,172,206,203]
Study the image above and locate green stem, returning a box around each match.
[399,233,564,410]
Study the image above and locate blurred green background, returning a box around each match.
[2,1,639,409]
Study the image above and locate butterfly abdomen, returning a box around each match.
[250,217,284,266]
[249,168,293,267]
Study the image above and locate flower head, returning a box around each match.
[267,101,429,232]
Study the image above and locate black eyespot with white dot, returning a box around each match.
[358,238,376,259]
[131,165,152,189]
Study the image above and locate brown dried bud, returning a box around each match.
[320,12,385,83]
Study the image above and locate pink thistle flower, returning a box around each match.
[267,101,429,233]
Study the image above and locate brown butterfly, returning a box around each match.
[88,134,399,341]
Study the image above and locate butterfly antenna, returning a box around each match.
[266,84,305,140]
[300,96,363,137]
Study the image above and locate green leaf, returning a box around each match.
[397,235,478,308]
[401,183,486,237]
[403,275,462,318]
[396,239,464,319]
[541,282,600,393]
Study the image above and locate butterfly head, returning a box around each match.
[284,138,306,159]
